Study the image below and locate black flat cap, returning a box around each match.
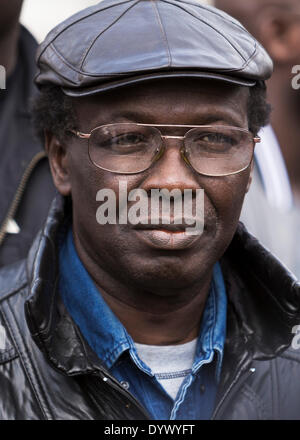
[35,0,273,97]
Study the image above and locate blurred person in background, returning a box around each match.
[215,0,300,279]
[0,0,55,266]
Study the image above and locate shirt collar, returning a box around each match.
[59,228,227,376]
[59,228,133,369]
[193,262,227,381]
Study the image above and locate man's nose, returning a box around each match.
[141,138,200,192]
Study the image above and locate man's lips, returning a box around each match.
[133,219,204,250]
[134,229,202,250]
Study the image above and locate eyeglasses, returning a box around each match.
[70,123,260,177]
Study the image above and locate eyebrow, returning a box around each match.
[107,109,247,128]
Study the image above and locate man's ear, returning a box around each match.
[45,130,72,196]
[246,160,254,193]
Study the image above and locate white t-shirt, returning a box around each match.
[134,338,197,400]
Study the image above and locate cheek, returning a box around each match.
[68,143,143,206]
[204,172,250,236]
[68,148,143,243]
[67,147,110,237]
[70,155,99,211]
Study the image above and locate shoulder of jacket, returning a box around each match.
[278,346,300,363]
[0,259,28,303]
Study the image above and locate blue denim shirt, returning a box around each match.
[59,228,227,420]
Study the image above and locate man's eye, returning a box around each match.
[97,132,148,151]
[112,133,147,146]
[192,132,240,153]
[200,133,237,146]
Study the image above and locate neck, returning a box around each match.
[266,71,300,205]
[98,278,211,345]
[0,23,20,77]
[74,234,213,346]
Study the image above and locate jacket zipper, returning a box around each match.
[0,151,47,247]
[211,365,255,420]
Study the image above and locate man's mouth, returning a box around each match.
[133,220,204,250]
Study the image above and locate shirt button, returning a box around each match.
[121,381,130,390]
[200,384,205,394]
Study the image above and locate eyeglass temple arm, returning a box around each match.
[69,129,91,139]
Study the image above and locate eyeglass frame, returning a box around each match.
[69,123,261,177]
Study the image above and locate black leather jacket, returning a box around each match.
[0,196,300,420]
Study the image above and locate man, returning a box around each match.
[0,0,55,266]
[214,0,300,278]
[0,0,300,420]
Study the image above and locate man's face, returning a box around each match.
[56,79,251,292]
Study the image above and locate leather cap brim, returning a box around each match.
[61,71,256,97]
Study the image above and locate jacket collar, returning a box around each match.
[24,195,300,377]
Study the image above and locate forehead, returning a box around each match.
[73,79,250,129]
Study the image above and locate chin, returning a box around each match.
[123,254,212,291]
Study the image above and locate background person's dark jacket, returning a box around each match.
[0,26,55,267]
[0,196,300,420]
